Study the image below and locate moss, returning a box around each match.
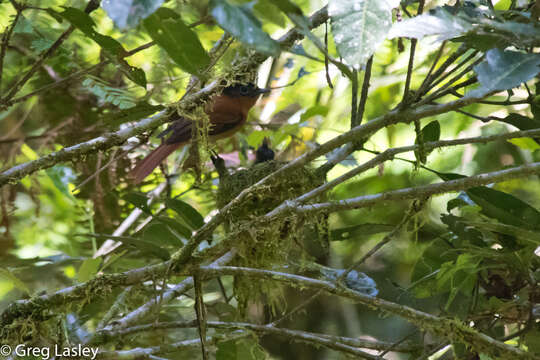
[216,160,327,315]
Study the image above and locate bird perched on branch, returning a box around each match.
[130,83,270,183]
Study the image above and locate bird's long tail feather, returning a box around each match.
[130,144,180,183]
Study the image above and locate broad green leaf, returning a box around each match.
[59,8,127,56]
[468,49,540,98]
[436,253,479,310]
[466,186,540,231]
[465,221,540,246]
[388,7,473,41]
[300,105,329,122]
[58,7,147,88]
[124,192,151,214]
[156,216,192,239]
[435,172,540,231]
[499,113,540,131]
[441,214,484,247]
[13,16,34,34]
[82,233,170,260]
[415,120,440,163]
[143,222,184,246]
[210,0,280,56]
[144,8,210,76]
[453,33,510,51]
[507,137,540,150]
[247,130,272,148]
[329,0,393,69]
[166,198,204,230]
[122,64,147,88]
[271,0,303,15]
[77,258,102,282]
[103,102,165,127]
[102,0,164,29]
[253,0,287,27]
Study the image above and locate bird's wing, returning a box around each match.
[163,118,193,145]
[208,113,245,139]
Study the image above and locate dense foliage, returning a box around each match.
[1,0,539,359]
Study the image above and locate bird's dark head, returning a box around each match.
[223,83,270,98]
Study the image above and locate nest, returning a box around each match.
[215,160,327,314]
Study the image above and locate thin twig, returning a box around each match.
[416,41,447,100]
[350,69,359,128]
[194,274,208,360]
[324,20,333,89]
[0,9,21,93]
[357,56,373,127]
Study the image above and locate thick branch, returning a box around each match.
[196,266,539,360]
[0,6,330,187]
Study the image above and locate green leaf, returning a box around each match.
[103,102,165,127]
[31,38,55,52]
[410,238,455,298]
[253,0,287,27]
[329,0,393,68]
[124,192,151,214]
[121,63,147,88]
[499,113,540,131]
[81,233,171,260]
[59,7,127,56]
[466,186,540,231]
[453,33,510,51]
[415,120,440,163]
[435,171,540,231]
[77,258,102,282]
[247,130,272,148]
[13,16,34,34]
[418,120,440,143]
[144,8,210,76]
[441,214,484,247]
[143,222,184,246]
[468,49,540,98]
[388,7,473,41]
[300,105,329,122]
[507,137,540,150]
[436,253,479,310]
[271,0,303,15]
[102,0,164,29]
[465,221,540,246]
[166,198,204,230]
[210,0,280,56]
[155,216,192,239]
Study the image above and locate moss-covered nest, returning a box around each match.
[215,160,327,314]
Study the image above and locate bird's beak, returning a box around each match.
[257,88,271,94]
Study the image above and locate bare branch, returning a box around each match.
[196,266,537,360]
[294,161,540,215]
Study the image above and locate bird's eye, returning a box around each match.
[240,86,249,94]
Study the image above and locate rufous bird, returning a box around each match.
[130,83,269,183]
